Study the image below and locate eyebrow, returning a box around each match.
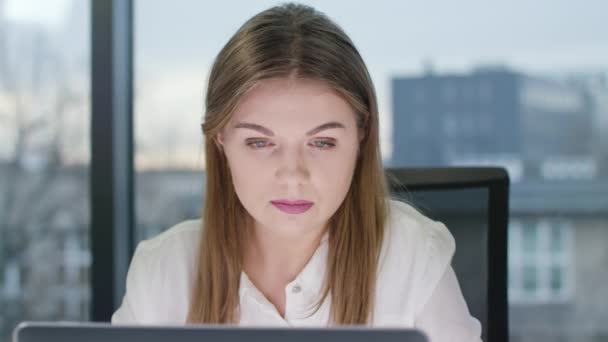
[233,121,346,136]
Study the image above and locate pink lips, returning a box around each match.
[271,199,314,214]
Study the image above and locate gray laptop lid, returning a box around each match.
[14,322,428,342]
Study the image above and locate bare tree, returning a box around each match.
[0,3,89,339]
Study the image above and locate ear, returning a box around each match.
[356,128,365,158]
[214,132,224,151]
[358,127,365,143]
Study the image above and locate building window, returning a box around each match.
[413,87,426,103]
[509,218,574,303]
[442,82,458,103]
[413,114,428,135]
[442,116,458,136]
[479,80,493,102]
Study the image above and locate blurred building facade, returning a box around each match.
[391,68,601,182]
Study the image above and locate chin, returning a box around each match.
[264,220,318,237]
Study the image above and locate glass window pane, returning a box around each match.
[522,222,538,254]
[551,223,564,254]
[550,265,562,293]
[523,265,537,293]
[0,0,90,340]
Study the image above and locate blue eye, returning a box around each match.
[311,140,336,149]
[245,139,336,150]
[246,140,272,149]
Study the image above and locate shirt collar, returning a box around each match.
[239,230,330,303]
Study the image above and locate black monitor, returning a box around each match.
[386,167,509,342]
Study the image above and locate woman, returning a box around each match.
[112,3,482,341]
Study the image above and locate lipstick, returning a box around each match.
[270,200,314,214]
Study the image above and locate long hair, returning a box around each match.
[187,3,390,325]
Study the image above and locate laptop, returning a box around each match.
[13,322,428,342]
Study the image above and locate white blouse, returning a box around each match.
[112,199,482,342]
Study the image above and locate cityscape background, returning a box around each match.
[1,0,607,341]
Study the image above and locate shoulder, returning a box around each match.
[384,198,455,260]
[130,218,202,293]
[113,219,202,324]
[375,199,456,316]
[135,219,202,257]
[130,219,202,283]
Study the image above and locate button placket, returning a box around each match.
[285,281,307,322]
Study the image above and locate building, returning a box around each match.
[391,68,596,182]
[508,180,608,341]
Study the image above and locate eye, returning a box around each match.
[310,139,336,150]
[246,140,273,149]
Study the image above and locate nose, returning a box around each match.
[274,144,310,186]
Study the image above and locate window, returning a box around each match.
[509,219,573,303]
[0,0,90,340]
[413,115,429,135]
[442,116,458,136]
[441,82,458,103]
[478,80,493,102]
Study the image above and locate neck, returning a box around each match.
[244,223,327,284]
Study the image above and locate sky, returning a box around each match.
[3,0,608,168]
[134,0,608,72]
[3,0,71,30]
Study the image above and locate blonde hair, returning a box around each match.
[188,3,390,325]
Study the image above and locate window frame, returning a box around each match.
[90,0,135,321]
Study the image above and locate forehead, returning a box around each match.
[229,77,356,129]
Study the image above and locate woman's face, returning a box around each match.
[217,77,361,240]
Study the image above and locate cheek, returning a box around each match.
[315,148,358,198]
[225,150,272,203]
[225,145,268,174]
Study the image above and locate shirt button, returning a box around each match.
[292,284,302,294]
